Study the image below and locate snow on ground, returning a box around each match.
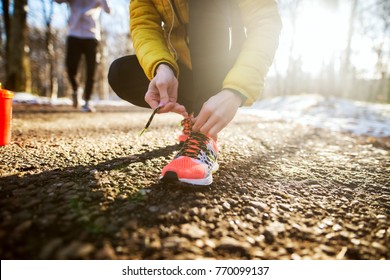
[12,92,129,107]
[13,92,390,137]
[241,94,390,137]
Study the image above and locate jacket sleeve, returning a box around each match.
[223,0,282,105]
[130,0,179,80]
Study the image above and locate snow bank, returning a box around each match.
[241,94,390,137]
[12,92,72,106]
[12,92,129,107]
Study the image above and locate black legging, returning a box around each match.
[108,0,244,115]
[66,36,98,102]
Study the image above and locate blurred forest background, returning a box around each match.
[0,0,389,103]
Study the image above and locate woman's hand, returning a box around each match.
[192,89,242,140]
[144,64,187,116]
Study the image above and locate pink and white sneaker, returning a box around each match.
[161,132,219,186]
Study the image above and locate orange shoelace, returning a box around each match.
[180,116,193,135]
[178,132,209,158]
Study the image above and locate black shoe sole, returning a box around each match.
[161,171,179,183]
[160,171,212,188]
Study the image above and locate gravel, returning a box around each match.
[0,104,389,260]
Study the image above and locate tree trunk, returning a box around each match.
[6,0,30,92]
[1,0,10,82]
[1,0,10,58]
[42,0,57,99]
[97,33,109,100]
[46,28,58,100]
[342,0,358,99]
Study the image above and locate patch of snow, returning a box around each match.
[12,92,44,104]
[12,92,130,107]
[241,94,390,137]
[12,92,71,105]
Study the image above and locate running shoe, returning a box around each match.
[161,132,219,186]
[178,116,193,144]
[81,103,96,113]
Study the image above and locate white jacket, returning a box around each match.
[55,0,111,40]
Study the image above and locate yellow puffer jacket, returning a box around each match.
[130,0,282,105]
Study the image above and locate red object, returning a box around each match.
[0,83,14,146]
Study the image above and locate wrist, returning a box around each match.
[224,88,247,106]
[156,63,176,77]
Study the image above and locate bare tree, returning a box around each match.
[358,0,390,102]
[41,0,58,99]
[2,0,30,92]
[373,0,390,102]
[343,0,358,75]
[96,31,109,100]
[1,0,10,63]
[340,0,358,99]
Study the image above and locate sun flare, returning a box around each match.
[277,2,351,76]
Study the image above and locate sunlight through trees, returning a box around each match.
[0,0,388,103]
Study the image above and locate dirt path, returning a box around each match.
[0,105,388,259]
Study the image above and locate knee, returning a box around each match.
[108,57,138,102]
[107,55,150,108]
[107,58,123,98]
[107,59,119,88]
[108,55,146,100]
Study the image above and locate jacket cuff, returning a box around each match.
[225,88,247,107]
[154,62,178,78]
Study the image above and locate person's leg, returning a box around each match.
[83,38,98,103]
[108,55,150,108]
[108,55,194,112]
[65,36,83,93]
[188,0,245,115]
